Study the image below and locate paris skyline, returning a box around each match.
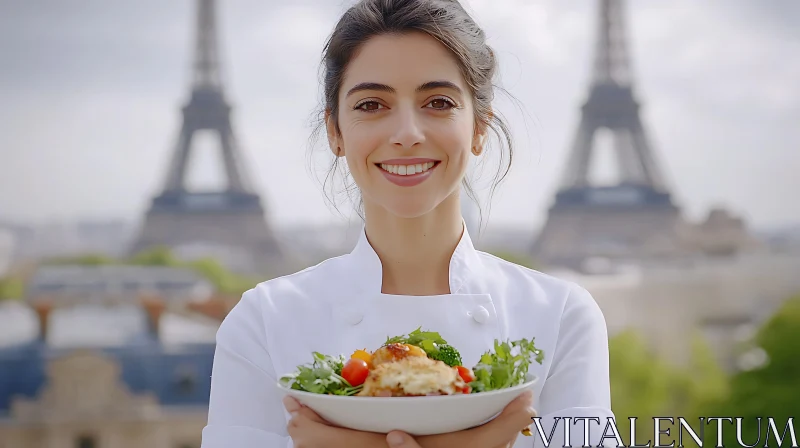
[1,0,798,232]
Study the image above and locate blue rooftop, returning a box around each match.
[0,300,219,417]
[0,340,216,416]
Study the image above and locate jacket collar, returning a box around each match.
[348,219,482,295]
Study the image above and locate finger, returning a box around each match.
[386,431,423,448]
[283,396,330,425]
[282,395,301,413]
[503,390,534,414]
[483,391,537,442]
[506,393,536,429]
[286,408,327,439]
[295,405,328,424]
[509,393,537,437]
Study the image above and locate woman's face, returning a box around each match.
[329,32,483,219]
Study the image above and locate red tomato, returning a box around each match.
[341,359,369,386]
[461,385,471,394]
[456,366,475,383]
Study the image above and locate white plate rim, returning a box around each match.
[276,372,538,402]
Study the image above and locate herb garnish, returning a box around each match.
[278,352,363,396]
[385,327,464,367]
[279,329,545,396]
[469,338,544,393]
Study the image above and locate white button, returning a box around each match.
[345,312,363,326]
[471,306,490,324]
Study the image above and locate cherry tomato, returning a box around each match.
[351,349,372,367]
[341,358,369,386]
[456,366,475,383]
[461,385,471,394]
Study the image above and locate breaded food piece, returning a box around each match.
[358,355,467,397]
[370,343,428,368]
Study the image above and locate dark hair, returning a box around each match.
[307,0,515,230]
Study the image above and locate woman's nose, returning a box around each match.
[389,106,425,149]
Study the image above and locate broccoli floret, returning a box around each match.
[428,344,462,367]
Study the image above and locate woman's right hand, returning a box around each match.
[386,390,537,448]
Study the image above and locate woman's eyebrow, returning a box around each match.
[345,80,463,98]
[346,82,395,98]
[416,80,463,95]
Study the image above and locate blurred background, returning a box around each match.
[0,0,798,447]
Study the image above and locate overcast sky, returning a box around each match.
[1,0,798,233]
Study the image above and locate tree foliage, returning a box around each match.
[128,247,261,295]
[489,250,538,270]
[0,276,24,300]
[608,293,800,448]
[609,329,731,447]
[40,247,261,296]
[44,253,117,266]
[609,330,685,445]
[701,295,800,447]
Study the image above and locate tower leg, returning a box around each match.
[561,117,595,189]
[165,125,194,192]
[219,123,246,193]
[629,118,665,191]
[614,128,644,185]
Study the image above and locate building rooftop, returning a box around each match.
[25,265,214,306]
[0,301,218,350]
[0,341,216,416]
[0,298,219,416]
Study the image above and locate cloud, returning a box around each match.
[467,0,584,66]
[0,0,797,230]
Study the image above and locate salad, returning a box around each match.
[279,327,544,397]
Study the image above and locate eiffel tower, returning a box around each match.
[532,0,684,269]
[131,0,281,272]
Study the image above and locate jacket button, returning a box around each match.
[471,306,490,324]
[346,312,364,326]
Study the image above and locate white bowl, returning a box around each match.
[276,373,538,436]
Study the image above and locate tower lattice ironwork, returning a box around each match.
[131,0,281,272]
[532,0,684,269]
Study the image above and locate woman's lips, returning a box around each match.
[376,159,440,187]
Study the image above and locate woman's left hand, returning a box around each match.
[284,396,335,447]
[283,396,387,448]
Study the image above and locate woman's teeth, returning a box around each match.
[379,161,435,176]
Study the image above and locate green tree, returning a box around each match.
[43,253,117,265]
[129,248,260,296]
[0,276,24,300]
[186,257,260,295]
[128,246,180,266]
[670,333,730,447]
[489,250,538,270]
[703,294,800,447]
[30,246,263,299]
[609,330,679,445]
[608,329,729,447]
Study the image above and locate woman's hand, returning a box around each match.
[385,390,537,448]
[284,390,535,448]
[284,396,336,448]
[468,390,537,448]
[283,396,387,448]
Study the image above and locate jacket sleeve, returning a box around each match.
[529,284,616,448]
[201,287,293,448]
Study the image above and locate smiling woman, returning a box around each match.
[201,1,614,448]
[310,3,515,222]
[328,31,483,220]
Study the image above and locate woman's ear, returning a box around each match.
[472,110,492,155]
[472,133,487,156]
[325,110,343,157]
[472,123,489,156]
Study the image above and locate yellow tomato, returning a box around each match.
[351,349,372,366]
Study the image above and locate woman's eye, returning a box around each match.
[427,98,455,110]
[356,101,383,112]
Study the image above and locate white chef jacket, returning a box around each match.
[201,224,615,447]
